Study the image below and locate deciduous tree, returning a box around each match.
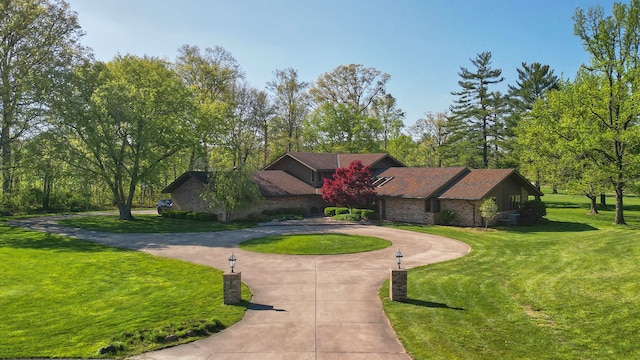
[0,0,85,202]
[306,64,389,153]
[267,68,309,156]
[321,160,376,213]
[201,166,263,222]
[174,44,243,171]
[52,55,195,220]
[572,0,640,224]
[409,112,450,167]
[370,94,405,150]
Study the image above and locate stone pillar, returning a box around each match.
[390,268,407,302]
[223,272,241,305]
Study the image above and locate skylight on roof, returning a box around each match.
[373,176,394,187]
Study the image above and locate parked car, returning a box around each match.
[157,199,173,214]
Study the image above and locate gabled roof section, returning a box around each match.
[438,169,543,200]
[252,170,319,197]
[162,171,209,193]
[263,152,404,172]
[375,167,469,199]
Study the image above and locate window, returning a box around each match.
[510,195,521,210]
[425,198,431,212]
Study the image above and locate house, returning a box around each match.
[161,152,542,226]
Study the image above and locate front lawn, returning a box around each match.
[59,214,255,233]
[239,233,391,255]
[381,192,640,359]
[0,225,250,358]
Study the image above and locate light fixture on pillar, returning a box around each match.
[395,249,403,269]
[229,253,237,273]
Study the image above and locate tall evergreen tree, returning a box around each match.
[448,51,505,168]
[507,62,559,187]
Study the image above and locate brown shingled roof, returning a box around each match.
[438,169,539,200]
[375,167,468,198]
[162,171,209,193]
[266,152,403,171]
[252,170,319,197]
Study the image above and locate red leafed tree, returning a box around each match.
[322,160,377,212]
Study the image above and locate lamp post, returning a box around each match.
[223,253,241,304]
[390,249,407,302]
[395,249,403,269]
[229,253,237,273]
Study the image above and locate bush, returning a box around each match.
[360,209,375,220]
[333,213,361,221]
[276,214,303,221]
[524,199,547,217]
[262,207,305,216]
[440,209,456,225]
[160,210,174,218]
[335,207,350,215]
[186,212,197,220]
[161,210,190,219]
[324,207,337,216]
[518,200,547,226]
[196,212,217,221]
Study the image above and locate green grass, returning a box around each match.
[0,225,250,358]
[59,214,255,233]
[239,233,391,255]
[380,193,640,359]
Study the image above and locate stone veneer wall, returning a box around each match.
[171,177,211,213]
[383,198,437,225]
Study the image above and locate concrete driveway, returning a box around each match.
[10,216,470,360]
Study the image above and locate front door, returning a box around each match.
[378,199,386,220]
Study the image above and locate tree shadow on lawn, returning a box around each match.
[404,299,465,311]
[0,227,116,253]
[500,220,598,234]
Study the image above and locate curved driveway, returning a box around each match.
[10,216,470,360]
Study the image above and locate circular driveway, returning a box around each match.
[10,216,470,360]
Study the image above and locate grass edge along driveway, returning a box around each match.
[239,233,392,254]
[380,193,640,360]
[0,224,250,358]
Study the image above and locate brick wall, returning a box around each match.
[171,177,211,213]
[382,198,437,225]
[441,199,483,227]
[230,195,327,221]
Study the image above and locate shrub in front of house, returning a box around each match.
[247,213,266,222]
[195,212,217,221]
[335,207,350,215]
[162,210,176,219]
[324,207,337,216]
[440,209,456,225]
[161,210,216,221]
[517,200,547,225]
[262,207,305,216]
[174,210,190,219]
[360,209,375,220]
[333,213,361,221]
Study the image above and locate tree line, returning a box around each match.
[1,0,639,224]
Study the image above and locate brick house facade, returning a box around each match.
[162,152,542,227]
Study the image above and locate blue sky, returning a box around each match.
[65,0,617,126]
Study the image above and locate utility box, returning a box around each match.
[508,213,520,226]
